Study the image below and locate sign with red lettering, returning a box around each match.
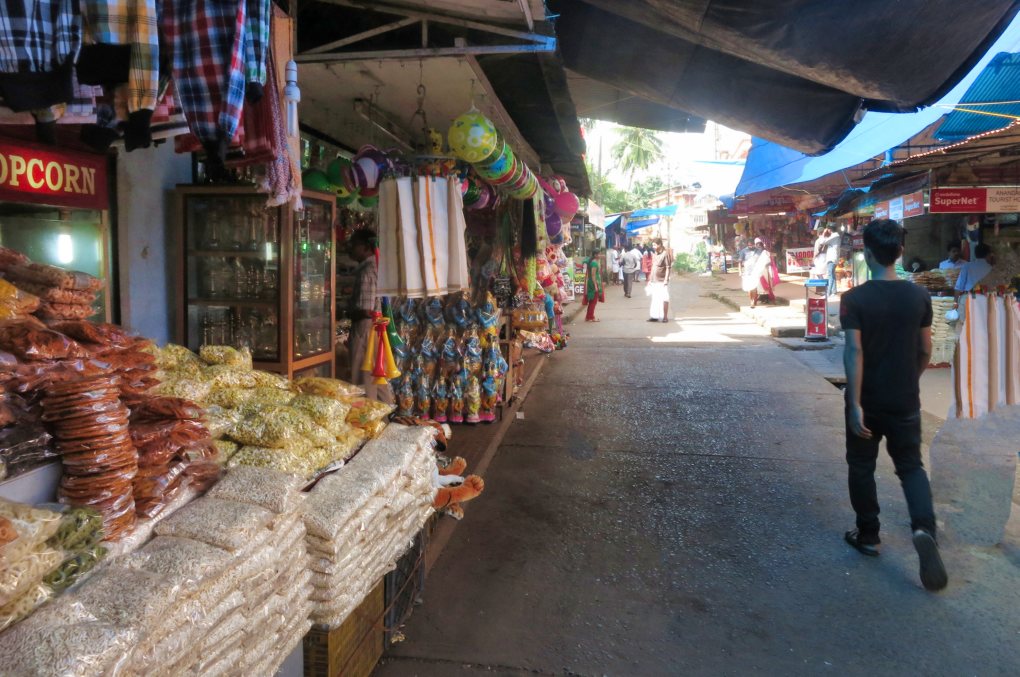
[873,201,889,219]
[929,187,986,213]
[0,141,108,210]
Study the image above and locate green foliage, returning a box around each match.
[631,176,665,205]
[673,252,701,274]
[611,126,664,187]
[586,160,635,214]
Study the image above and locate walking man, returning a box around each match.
[621,241,642,298]
[347,229,393,404]
[647,239,672,322]
[607,245,621,286]
[840,218,947,592]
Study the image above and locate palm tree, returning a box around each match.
[611,126,663,188]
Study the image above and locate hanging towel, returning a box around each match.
[416,176,449,296]
[1006,297,1020,406]
[992,296,1009,409]
[447,177,470,293]
[378,177,424,298]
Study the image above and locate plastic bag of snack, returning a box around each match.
[206,466,305,514]
[47,506,104,552]
[5,262,102,291]
[129,396,202,422]
[344,397,395,428]
[0,246,29,271]
[293,376,365,399]
[228,405,319,448]
[288,393,352,437]
[0,546,64,606]
[153,377,211,403]
[199,345,252,369]
[0,278,40,314]
[16,282,96,305]
[202,363,257,389]
[212,439,240,463]
[157,344,202,370]
[130,418,208,449]
[43,544,107,593]
[249,369,290,389]
[202,405,241,439]
[35,301,97,321]
[227,445,314,477]
[154,497,274,552]
[0,582,52,631]
[0,320,87,361]
[0,500,62,564]
[204,385,254,410]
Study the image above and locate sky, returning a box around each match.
[583,120,750,197]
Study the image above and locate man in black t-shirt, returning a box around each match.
[839,219,948,592]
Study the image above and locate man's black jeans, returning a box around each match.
[845,408,937,538]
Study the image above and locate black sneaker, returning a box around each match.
[912,529,948,591]
[844,529,880,557]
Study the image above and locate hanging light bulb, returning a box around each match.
[284,61,301,138]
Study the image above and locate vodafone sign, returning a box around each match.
[929,187,1020,213]
[0,141,108,210]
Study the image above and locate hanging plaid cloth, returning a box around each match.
[161,0,247,163]
[243,0,270,101]
[0,0,81,112]
[77,0,160,149]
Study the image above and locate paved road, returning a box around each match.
[377,277,1020,677]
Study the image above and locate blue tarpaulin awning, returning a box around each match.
[936,51,1020,140]
[631,205,678,218]
[626,217,660,232]
[735,16,1020,196]
[604,214,623,231]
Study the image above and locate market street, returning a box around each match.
[377,276,1020,677]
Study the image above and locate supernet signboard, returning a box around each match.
[929,187,1020,213]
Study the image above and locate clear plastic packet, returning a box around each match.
[203,385,254,410]
[183,458,222,491]
[43,544,107,592]
[243,386,294,408]
[5,262,101,291]
[345,397,395,428]
[293,375,365,399]
[0,581,51,631]
[199,344,252,369]
[205,466,304,514]
[47,506,104,552]
[154,497,274,552]
[0,277,40,313]
[157,343,203,370]
[288,393,352,436]
[0,320,87,361]
[64,566,178,626]
[129,396,203,421]
[203,363,258,389]
[0,423,56,470]
[130,418,208,448]
[35,301,97,321]
[229,405,332,448]
[212,439,240,463]
[228,445,315,478]
[153,377,212,403]
[0,499,62,565]
[203,405,242,439]
[0,546,64,606]
[301,472,379,542]
[249,369,290,390]
[116,536,232,595]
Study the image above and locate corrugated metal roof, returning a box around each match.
[936,51,1020,141]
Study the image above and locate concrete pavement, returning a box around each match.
[376,275,1020,677]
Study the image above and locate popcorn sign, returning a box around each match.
[0,140,108,210]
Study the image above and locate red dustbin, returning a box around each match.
[805,278,829,341]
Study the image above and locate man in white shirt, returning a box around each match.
[938,242,965,270]
[621,243,642,297]
[954,243,994,295]
[607,246,621,285]
[815,228,841,297]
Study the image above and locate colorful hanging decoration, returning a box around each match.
[448,109,538,201]
[362,313,401,385]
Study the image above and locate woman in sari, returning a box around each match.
[583,247,605,322]
[741,238,779,307]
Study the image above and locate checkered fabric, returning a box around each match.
[80,0,159,114]
[0,0,81,74]
[161,0,247,149]
[244,0,270,86]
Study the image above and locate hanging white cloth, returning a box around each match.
[1005,297,1020,406]
[446,177,470,293]
[954,294,990,419]
[415,176,449,296]
[377,177,424,298]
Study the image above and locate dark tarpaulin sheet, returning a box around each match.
[549,0,1020,154]
[476,52,590,195]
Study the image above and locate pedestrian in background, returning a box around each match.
[640,246,653,282]
[608,245,621,286]
[621,241,642,298]
[840,218,947,592]
[938,241,965,270]
[647,239,672,322]
[816,227,841,298]
[582,247,605,322]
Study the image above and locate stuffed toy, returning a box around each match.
[433,455,484,520]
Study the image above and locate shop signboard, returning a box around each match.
[784,247,815,274]
[871,190,926,220]
[873,202,889,219]
[0,141,108,210]
[929,186,1020,213]
[902,191,925,218]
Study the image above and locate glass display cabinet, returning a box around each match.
[175,186,336,377]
